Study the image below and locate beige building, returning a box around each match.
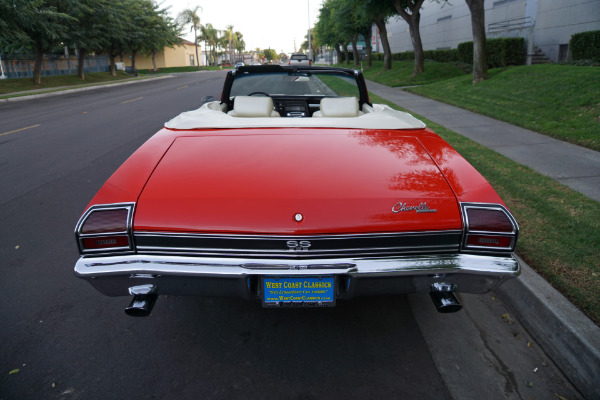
[123,39,202,69]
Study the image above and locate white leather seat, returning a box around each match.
[312,97,361,118]
[228,96,281,117]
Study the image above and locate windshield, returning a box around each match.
[230,71,360,97]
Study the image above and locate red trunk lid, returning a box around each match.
[134,130,461,234]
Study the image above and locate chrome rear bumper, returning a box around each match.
[74,253,520,299]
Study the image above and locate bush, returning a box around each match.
[423,49,460,62]
[458,42,473,64]
[458,38,525,67]
[570,30,600,62]
[371,49,459,63]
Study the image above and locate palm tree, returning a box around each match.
[224,25,235,64]
[234,32,245,62]
[200,24,215,65]
[178,6,202,67]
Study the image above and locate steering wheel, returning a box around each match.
[247,91,270,97]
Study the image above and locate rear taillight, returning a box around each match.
[461,203,518,253]
[75,203,135,254]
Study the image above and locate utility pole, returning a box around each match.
[0,53,7,79]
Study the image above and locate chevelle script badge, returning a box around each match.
[392,202,438,213]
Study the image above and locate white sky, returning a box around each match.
[160,0,324,54]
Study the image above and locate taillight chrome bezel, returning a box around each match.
[75,203,135,255]
[461,202,519,253]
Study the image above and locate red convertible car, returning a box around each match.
[74,66,519,316]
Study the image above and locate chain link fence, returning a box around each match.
[0,55,109,79]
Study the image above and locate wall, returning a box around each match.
[122,42,201,70]
[381,0,600,62]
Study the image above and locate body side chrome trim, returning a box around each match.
[133,230,464,241]
[133,230,463,258]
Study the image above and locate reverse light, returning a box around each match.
[461,203,518,252]
[75,203,135,254]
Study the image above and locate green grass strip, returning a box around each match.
[332,60,467,87]
[405,64,600,151]
[0,71,135,95]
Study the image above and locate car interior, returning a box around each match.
[228,95,364,118]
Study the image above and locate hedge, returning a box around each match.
[458,37,525,67]
[570,30,600,62]
[371,39,525,67]
[371,49,459,63]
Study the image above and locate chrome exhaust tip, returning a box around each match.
[125,294,157,317]
[125,284,157,317]
[430,283,462,313]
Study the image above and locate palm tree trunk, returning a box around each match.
[194,29,200,67]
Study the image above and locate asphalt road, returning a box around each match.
[0,71,583,399]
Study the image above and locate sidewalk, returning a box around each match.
[366,80,600,202]
[367,80,600,400]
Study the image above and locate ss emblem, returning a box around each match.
[286,240,312,251]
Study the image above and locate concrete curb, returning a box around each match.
[0,74,174,103]
[497,257,600,400]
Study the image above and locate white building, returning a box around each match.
[377,0,600,63]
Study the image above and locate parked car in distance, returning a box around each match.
[288,53,311,66]
[74,65,520,317]
[234,62,245,68]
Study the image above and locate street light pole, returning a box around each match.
[0,53,7,79]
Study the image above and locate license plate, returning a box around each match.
[262,276,335,307]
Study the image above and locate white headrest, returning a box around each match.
[318,97,360,117]
[231,96,276,117]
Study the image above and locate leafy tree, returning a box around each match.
[0,0,40,53]
[391,0,426,76]
[0,0,74,84]
[316,0,394,70]
[465,0,488,83]
[356,0,396,70]
[314,0,352,65]
[315,1,343,63]
[143,4,181,71]
[122,0,159,75]
[330,0,355,65]
[262,48,277,62]
[69,0,118,80]
[178,6,202,67]
[100,0,135,76]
